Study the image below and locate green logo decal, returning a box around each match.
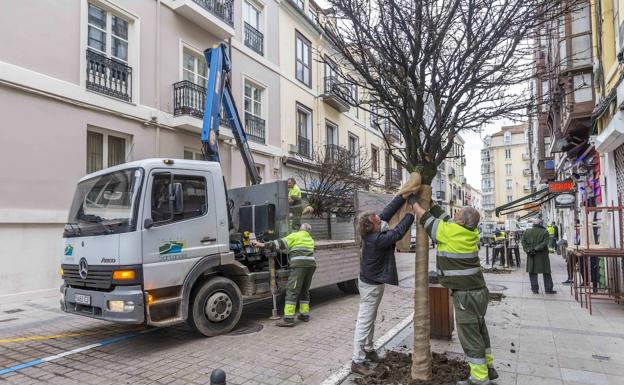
[64,244,74,256]
[159,241,186,255]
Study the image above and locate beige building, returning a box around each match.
[480,123,531,232]
[431,135,467,217]
[0,0,397,298]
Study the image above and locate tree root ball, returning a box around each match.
[354,351,470,385]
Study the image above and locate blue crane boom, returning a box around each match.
[201,43,262,185]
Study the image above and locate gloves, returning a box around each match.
[407,194,418,206]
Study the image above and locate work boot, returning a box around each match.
[488,366,499,380]
[351,361,375,376]
[297,313,310,322]
[456,378,490,385]
[275,318,295,327]
[545,290,557,294]
[365,350,382,363]
[531,290,539,294]
[562,280,572,285]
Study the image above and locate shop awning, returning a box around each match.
[495,187,554,217]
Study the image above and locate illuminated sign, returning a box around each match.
[548,180,575,193]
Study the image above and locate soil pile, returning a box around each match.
[482,268,512,274]
[354,351,469,385]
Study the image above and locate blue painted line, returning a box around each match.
[0,329,153,376]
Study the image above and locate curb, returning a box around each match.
[320,312,414,385]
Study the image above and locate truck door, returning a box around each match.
[141,169,219,291]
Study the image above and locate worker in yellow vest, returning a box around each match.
[252,223,316,327]
[546,223,556,252]
[288,178,303,230]
[413,202,496,385]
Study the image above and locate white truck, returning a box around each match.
[59,44,361,336]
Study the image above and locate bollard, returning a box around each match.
[485,244,490,265]
[210,369,226,385]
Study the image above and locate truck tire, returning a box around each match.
[190,276,243,337]
[337,279,359,294]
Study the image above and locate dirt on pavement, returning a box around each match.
[354,351,470,385]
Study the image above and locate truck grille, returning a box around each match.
[62,264,113,290]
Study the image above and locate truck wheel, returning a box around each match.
[190,276,243,337]
[337,279,359,294]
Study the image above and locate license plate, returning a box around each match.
[75,294,91,306]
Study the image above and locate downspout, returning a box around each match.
[155,0,161,156]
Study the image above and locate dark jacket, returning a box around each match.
[360,196,414,285]
[521,224,551,274]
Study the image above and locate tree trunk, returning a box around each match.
[411,184,432,380]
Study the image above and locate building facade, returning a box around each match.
[431,135,467,217]
[480,124,532,233]
[0,0,394,297]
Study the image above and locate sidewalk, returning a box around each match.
[340,249,624,385]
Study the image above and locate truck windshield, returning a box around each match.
[64,168,144,238]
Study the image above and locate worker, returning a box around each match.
[492,228,506,267]
[546,222,556,252]
[413,201,497,385]
[287,178,303,230]
[351,194,416,376]
[522,218,556,294]
[251,223,316,327]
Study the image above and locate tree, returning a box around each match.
[318,0,582,379]
[297,145,375,217]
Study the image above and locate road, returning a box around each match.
[0,253,419,385]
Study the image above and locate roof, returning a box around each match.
[78,159,222,183]
[491,123,528,137]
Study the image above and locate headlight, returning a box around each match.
[107,300,135,312]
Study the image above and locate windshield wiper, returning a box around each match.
[65,222,81,236]
[78,215,114,234]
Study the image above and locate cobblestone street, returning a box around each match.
[0,254,418,385]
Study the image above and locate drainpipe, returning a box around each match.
[155,0,162,156]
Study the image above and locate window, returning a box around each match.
[296,104,312,157]
[573,74,592,102]
[506,179,512,190]
[326,122,338,146]
[184,148,203,160]
[348,134,359,170]
[296,32,312,87]
[246,165,264,186]
[243,1,261,30]
[615,0,622,53]
[243,1,263,55]
[505,148,511,159]
[183,48,208,88]
[505,164,512,175]
[571,34,591,67]
[308,3,318,23]
[370,103,378,127]
[244,81,263,118]
[88,4,128,62]
[87,130,128,173]
[371,146,379,173]
[151,174,207,224]
[504,131,511,144]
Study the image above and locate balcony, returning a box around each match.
[324,144,349,163]
[244,22,263,55]
[385,168,402,189]
[523,185,531,192]
[436,191,446,201]
[460,176,467,185]
[172,80,230,131]
[244,113,265,144]
[483,203,495,211]
[298,135,311,158]
[538,158,555,183]
[86,50,132,102]
[169,0,234,39]
[322,76,351,112]
[382,121,402,143]
[448,167,456,178]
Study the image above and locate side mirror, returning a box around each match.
[172,182,184,214]
[144,218,154,229]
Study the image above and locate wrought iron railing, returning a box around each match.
[385,168,402,187]
[192,0,233,25]
[298,135,311,158]
[244,113,265,144]
[244,22,264,55]
[173,80,230,127]
[86,50,132,102]
[382,121,401,141]
[323,76,352,104]
[324,144,346,163]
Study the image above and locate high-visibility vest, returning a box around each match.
[288,184,302,202]
[433,221,485,290]
[547,226,555,235]
[271,230,316,267]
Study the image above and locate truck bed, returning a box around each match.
[310,240,359,290]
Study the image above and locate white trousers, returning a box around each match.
[352,278,385,363]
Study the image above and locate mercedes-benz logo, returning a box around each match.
[78,258,89,280]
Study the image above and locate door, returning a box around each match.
[142,169,219,290]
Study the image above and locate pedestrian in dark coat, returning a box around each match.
[521,219,556,294]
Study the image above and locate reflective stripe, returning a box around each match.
[440,267,481,276]
[431,219,441,242]
[438,251,479,259]
[291,256,316,261]
[441,213,451,221]
[272,240,280,250]
[289,247,314,253]
[467,356,487,365]
[284,303,296,316]
[468,363,489,382]
[424,216,435,229]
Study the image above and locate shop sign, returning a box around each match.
[549,180,575,193]
[555,193,576,208]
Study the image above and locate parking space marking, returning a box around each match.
[0,332,98,344]
[0,328,155,376]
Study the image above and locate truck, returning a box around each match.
[59,44,360,336]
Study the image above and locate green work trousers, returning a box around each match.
[453,287,492,382]
[290,206,303,230]
[284,266,316,319]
